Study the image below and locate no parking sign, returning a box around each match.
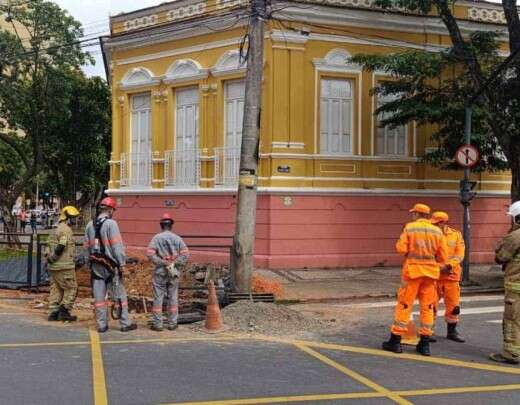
[455,145,479,168]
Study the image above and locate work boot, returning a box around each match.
[167,324,178,331]
[447,323,465,343]
[120,323,138,332]
[382,333,403,353]
[97,326,109,333]
[429,334,437,343]
[416,335,431,356]
[47,310,60,322]
[57,306,77,322]
[489,353,520,365]
[150,324,163,332]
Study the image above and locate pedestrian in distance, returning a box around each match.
[19,209,27,233]
[430,211,465,343]
[146,213,189,332]
[46,206,80,322]
[382,203,449,356]
[84,197,137,333]
[30,211,37,234]
[490,201,520,365]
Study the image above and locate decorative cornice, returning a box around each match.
[270,31,309,44]
[167,2,206,21]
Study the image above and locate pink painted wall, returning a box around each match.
[112,193,511,269]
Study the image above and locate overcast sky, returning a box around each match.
[53,0,508,79]
[53,0,166,78]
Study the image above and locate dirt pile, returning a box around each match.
[221,301,325,336]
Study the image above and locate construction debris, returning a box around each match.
[220,300,324,336]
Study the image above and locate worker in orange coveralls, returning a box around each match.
[382,203,449,356]
[431,211,465,343]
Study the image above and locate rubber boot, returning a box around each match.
[47,310,59,322]
[382,333,403,353]
[447,323,465,343]
[57,306,77,322]
[416,335,431,356]
[150,324,164,332]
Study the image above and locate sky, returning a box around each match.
[53,0,167,78]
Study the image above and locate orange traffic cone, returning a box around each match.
[401,320,419,346]
[204,280,227,333]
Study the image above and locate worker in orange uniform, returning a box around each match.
[383,203,449,356]
[431,211,465,343]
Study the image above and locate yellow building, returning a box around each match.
[102,0,512,268]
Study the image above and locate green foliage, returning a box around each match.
[0,0,109,213]
[351,4,518,181]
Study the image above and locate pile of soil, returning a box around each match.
[221,300,325,336]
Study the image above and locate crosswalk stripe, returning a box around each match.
[335,295,503,309]
[413,306,503,317]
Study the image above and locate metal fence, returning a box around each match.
[0,233,35,289]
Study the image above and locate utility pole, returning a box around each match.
[231,0,266,293]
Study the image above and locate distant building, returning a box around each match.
[102,0,512,268]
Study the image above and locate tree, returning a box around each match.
[351,0,520,201]
[0,0,94,229]
[40,72,111,212]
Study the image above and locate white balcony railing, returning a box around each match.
[120,152,152,188]
[164,149,201,188]
[214,146,241,187]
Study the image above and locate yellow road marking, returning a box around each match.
[0,341,89,348]
[161,392,383,405]
[294,343,412,405]
[102,336,250,345]
[396,383,520,396]
[90,329,108,405]
[263,337,520,376]
[161,383,520,404]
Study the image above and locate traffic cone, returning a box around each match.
[401,320,419,346]
[204,280,227,333]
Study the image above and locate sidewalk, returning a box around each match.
[257,265,504,303]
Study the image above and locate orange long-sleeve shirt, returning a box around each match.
[396,218,449,280]
[439,226,465,281]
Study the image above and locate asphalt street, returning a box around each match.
[0,294,519,405]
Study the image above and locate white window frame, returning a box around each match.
[128,92,152,187]
[375,92,408,157]
[319,78,354,155]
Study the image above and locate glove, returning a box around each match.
[47,254,58,264]
[440,264,453,274]
[166,263,179,279]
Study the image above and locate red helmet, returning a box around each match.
[160,213,174,223]
[100,197,117,210]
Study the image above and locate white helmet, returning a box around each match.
[507,201,520,217]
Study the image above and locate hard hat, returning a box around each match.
[409,203,431,215]
[160,213,174,223]
[431,211,449,224]
[100,197,117,210]
[507,201,520,217]
[59,206,80,221]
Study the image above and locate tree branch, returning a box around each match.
[502,0,520,53]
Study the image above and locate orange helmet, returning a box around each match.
[160,213,174,223]
[431,211,449,224]
[100,197,117,210]
[409,203,431,215]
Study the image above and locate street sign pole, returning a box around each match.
[461,103,472,284]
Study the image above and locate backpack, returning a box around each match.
[89,217,119,273]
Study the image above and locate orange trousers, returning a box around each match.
[391,276,436,336]
[435,279,461,324]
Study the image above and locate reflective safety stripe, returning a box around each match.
[180,248,189,255]
[146,249,155,255]
[449,255,463,261]
[152,306,162,313]
[406,227,442,236]
[169,305,178,313]
[420,323,433,330]
[121,301,128,308]
[84,239,95,247]
[392,321,408,329]
[94,301,106,308]
[407,253,435,261]
[102,236,122,246]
